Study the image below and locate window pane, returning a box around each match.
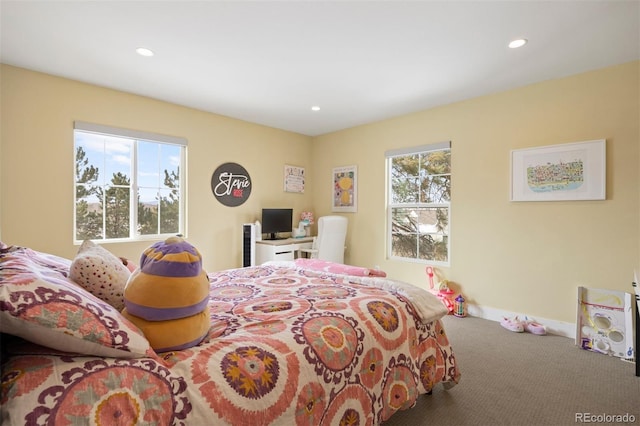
[160,144,181,189]
[104,185,130,239]
[391,155,419,179]
[391,207,449,235]
[159,188,179,234]
[138,141,160,188]
[75,135,104,240]
[418,234,448,262]
[390,207,449,262]
[391,178,419,203]
[391,207,419,233]
[75,154,100,185]
[421,151,451,175]
[417,207,449,235]
[420,176,451,203]
[391,233,417,258]
[138,188,158,235]
[138,187,158,206]
[104,136,132,182]
[75,133,103,185]
[75,188,103,240]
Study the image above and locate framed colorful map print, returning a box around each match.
[510,139,606,202]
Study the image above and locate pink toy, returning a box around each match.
[438,290,455,313]
[426,266,455,313]
[426,266,435,290]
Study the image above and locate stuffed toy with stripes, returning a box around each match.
[122,236,210,352]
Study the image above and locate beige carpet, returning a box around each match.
[384,315,639,426]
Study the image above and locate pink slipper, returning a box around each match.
[524,317,547,335]
[500,316,524,333]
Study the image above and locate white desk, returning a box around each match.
[255,236,314,264]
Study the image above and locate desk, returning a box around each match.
[255,237,314,264]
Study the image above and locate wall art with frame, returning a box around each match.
[284,164,305,193]
[510,139,606,202]
[332,165,357,212]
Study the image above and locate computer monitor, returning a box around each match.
[261,208,293,240]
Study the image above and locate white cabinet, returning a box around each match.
[255,237,314,265]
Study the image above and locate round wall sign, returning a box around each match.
[211,162,252,207]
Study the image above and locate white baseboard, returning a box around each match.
[466,303,575,339]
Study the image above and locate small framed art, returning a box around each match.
[332,165,357,212]
[284,165,305,193]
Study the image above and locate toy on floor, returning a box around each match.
[426,266,456,313]
[426,266,435,290]
[454,294,466,317]
[577,286,633,358]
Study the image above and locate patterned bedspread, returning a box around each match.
[1,261,459,425]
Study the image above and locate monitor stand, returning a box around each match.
[266,233,286,240]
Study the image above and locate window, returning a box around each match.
[73,122,186,243]
[386,141,451,265]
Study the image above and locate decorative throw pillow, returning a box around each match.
[0,246,152,358]
[69,240,130,310]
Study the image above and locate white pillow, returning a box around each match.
[69,240,130,310]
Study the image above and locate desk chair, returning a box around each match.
[300,215,348,263]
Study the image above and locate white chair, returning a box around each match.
[301,215,348,263]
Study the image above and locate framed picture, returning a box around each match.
[284,165,305,193]
[510,139,606,202]
[332,165,357,212]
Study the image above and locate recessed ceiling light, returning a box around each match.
[136,47,154,57]
[508,38,528,49]
[311,106,321,111]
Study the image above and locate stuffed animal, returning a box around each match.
[121,236,210,352]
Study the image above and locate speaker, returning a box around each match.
[242,223,256,267]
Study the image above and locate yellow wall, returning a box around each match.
[0,65,313,270]
[2,62,638,325]
[312,61,639,323]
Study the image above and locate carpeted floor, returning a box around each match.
[384,315,639,426]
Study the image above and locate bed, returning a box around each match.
[1,243,459,425]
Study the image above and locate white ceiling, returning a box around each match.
[2,1,639,136]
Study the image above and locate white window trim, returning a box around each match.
[74,121,187,146]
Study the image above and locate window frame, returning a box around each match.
[73,121,187,244]
[386,141,451,266]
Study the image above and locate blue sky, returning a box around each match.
[75,131,181,203]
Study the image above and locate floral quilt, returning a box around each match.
[2,259,459,425]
